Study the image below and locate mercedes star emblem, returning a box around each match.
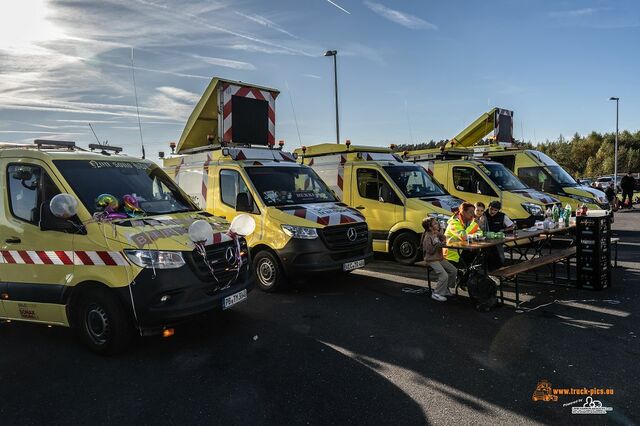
[347,227,357,242]
[225,246,237,265]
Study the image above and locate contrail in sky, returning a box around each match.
[325,0,351,14]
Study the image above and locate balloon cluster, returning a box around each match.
[94,193,142,220]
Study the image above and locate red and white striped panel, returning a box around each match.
[335,155,346,200]
[281,204,365,226]
[0,250,128,266]
[174,157,185,185]
[201,153,212,207]
[222,83,276,145]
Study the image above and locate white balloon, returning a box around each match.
[50,193,78,218]
[188,219,214,245]
[230,214,256,236]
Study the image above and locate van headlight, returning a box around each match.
[124,250,185,269]
[281,225,318,239]
[521,202,544,216]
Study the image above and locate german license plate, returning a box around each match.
[223,289,247,310]
[343,259,365,271]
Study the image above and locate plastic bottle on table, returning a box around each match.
[552,204,559,223]
[564,203,571,226]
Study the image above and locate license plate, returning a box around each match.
[343,259,365,271]
[223,289,247,310]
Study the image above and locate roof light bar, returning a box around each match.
[89,144,123,153]
[34,139,75,149]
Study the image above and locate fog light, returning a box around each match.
[162,328,175,338]
[160,295,171,303]
[1,293,8,299]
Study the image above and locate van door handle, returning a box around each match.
[355,206,365,210]
[5,237,21,244]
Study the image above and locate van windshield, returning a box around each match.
[54,159,197,215]
[480,163,527,191]
[245,166,337,206]
[383,165,446,198]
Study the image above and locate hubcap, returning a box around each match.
[257,258,276,287]
[400,240,415,258]
[85,304,109,345]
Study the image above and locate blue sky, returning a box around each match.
[0,0,638,158]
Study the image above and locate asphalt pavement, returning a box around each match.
[1,212,639,425]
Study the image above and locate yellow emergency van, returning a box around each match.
[477,146,610,211]
[0,140,254,354]
[295,143,461,264]
[405,152,560,227]
[163,78,372,292]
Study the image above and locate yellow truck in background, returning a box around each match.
[430,107,608,211]
[296,143,461,264]
[163,78,372,291]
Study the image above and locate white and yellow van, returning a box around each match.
[164,145,372,292]
[477,147,610,211]
[405,153,560,227]
[295,143,460,264]
[0,140,254,354]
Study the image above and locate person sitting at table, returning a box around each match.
[484,200,513,270]
[444,202,479,268]
[484,200,515,233]
[421,217,457,302]
[475,201,488,233]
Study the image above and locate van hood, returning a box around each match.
[106,212,231,250]
[565,186,608,204]
[418,195,465,213]
[511,189,559,205]
[272,202,365,227]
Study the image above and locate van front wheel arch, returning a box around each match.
[72,286,134,355]
[391,231,419,265]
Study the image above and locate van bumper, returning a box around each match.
[276,237,373,276]
[116,263,255,329]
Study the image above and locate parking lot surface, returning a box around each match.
[1,211,639,425]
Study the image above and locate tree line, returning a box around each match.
[395,130,640,178]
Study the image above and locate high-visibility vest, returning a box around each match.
[444,213,479,262]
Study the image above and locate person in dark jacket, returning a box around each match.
[605,183,617,210]
[620,172,636,209]
[484,201,514,270]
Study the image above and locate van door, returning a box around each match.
[0,160,73,325]
[451,166,499,207]
[352,167,401,250]
[216,168,263,241]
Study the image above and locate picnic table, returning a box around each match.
[438,224,577,307]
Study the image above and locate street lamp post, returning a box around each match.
[609,97,619,188]
[324,50,340,144]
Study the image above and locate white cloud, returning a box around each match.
[156,86,201,104]
[235,11,298,39]
[191,54,256,71]
[549,8,597,18]
[364,1,437,30]
[303,74,322,79]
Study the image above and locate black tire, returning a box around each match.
[74,287,134,355]
[253,250,287,292]
[392,232,419,265]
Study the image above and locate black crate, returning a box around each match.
[576,215,611,290]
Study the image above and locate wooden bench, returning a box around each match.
[491,247,577,306]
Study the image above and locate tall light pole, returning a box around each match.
[324,50,340,144]
[609,97,619,187]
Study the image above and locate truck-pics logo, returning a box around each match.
[532,380,615,415]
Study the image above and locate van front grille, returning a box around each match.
[319,222,369,250]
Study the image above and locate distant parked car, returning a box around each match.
[595,176,621,190]
[577,178,593,186]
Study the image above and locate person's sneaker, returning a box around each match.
[431,293,447,302]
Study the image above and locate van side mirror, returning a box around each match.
[40,206,84,234]
[236,192,252,213]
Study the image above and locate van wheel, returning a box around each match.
[392,232,419,265]
[253,250,287,292]
[75,287,133,355]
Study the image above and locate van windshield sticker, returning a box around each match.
[89,160,148,170]
[294,190,316,201]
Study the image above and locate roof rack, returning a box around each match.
[34,139,76,150]
[89,143,123,154]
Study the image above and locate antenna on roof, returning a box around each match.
[285,81,303,148]
[88,123,102,145]
[130,47,146,159]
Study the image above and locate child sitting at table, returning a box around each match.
[421,217,458,302]
[475,201,488,233]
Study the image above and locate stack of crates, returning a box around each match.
[576,214,611,289]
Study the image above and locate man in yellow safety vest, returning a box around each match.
[444,202,480,264]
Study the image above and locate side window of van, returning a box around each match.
[220,169,253,210]
[7,165,42,224]
[453,167,496,196]
[357,168,400,204]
